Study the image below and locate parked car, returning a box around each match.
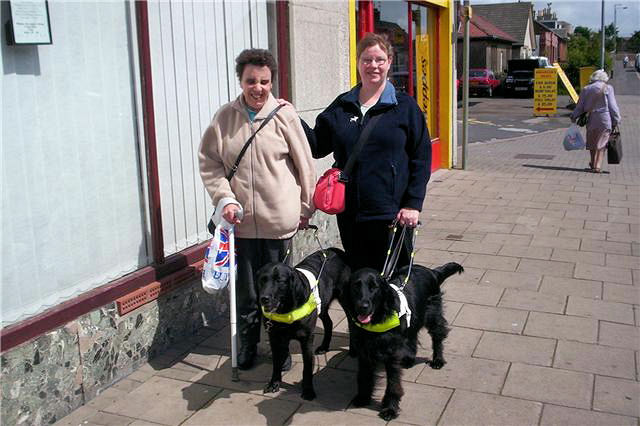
[635,53,640,72]
[468,68,500,97]
[503,58,551,97]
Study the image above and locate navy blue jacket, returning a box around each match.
[304,82,431,222]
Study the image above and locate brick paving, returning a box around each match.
[57,97,638,425]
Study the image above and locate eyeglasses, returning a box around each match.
[360,57,387,66]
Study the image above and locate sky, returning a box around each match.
[471,0,640,36]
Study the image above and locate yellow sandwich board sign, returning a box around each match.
[553,62,579,103]
[534,68,557,116]
[580,66,596,90]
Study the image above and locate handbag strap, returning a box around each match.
[226,104,285,181]
[342,113,383,179]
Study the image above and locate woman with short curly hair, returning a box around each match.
[571,69,622,173]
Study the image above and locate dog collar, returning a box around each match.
[353,312,401,332]
[262,293,317,324]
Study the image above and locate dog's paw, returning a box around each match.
[263,381,280,394]
[379,407,399,421]
[314,345,328,355]
[427,358,446,369]
[301,388,316,401]
[351,394,372,407]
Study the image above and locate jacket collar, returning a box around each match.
[341,81,398,108]
[232,92,280,120]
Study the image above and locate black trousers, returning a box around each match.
[235,238,291,348]
[337,215,413,273]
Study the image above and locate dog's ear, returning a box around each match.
[289,268,309,306]
[379,276,400,314]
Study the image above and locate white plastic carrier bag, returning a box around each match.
[563,124,586,151]
[202,219,235,293]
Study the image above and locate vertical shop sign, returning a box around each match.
[533,68,558,116]
[415,34,432,135]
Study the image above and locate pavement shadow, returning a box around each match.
[522,164,610,174]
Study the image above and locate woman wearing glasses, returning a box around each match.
[303,33,431,271]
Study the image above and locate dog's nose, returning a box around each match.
[260,296,270,306]
[358,301,370,312]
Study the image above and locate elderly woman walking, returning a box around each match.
[571,69,621,173]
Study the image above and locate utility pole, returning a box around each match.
[613,4,628,58]
[461,0,470,170]
[600,0,605,69]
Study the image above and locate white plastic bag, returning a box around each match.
[563,124,586,151]
[202,219,235,293]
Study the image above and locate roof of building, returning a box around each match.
[457,13,517,43]
[472,2,534,45]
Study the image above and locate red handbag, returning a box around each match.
[312,114,381,214]
[313,168,347,214]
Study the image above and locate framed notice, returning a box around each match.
[6,0,52,45]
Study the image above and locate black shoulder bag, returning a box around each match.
[208,104,285,233]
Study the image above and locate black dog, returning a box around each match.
[341,262,463,420]
[256,248,350,400]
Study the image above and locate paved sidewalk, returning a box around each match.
[57,97,639,425]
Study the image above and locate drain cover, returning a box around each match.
[445,234,464,240]
[514,154,555,160]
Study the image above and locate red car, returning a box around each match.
[468,68,500,97]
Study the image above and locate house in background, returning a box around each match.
[534,20,568,63]
[456,13,516,74]
[536,4,573,38]
[472,1,537,59]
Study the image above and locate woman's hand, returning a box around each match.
[222,204,242,225]
[298,216,310,230]
[277,98,293,108]
[396,208,419,228]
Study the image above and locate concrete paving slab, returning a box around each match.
[292,405,386,425]
[585,221,631,233]
[581,239,633,255]
[454,304,527,334]
[538,276,602,299]
[516,258,575,278]
[551,248,605,266]
[481,233,532,246]
[593,376,640,417]
[480,270,542,291]
[598,321,640,350]
[554,340,636,379]
[530,235,580,250]
[55,405,99,426]
[84,411,137,426]
[442,282,504,306]
[566,296,635,324]
[443,301,463,324]
[524,312,598,343]
[502,363,593,409]
[498,289,566,314]
[473,332,556,366]
[513,224,561,237]
[463,254,520,272]
[442,266,485,285]
[498,245,552,260]
[182,389,299,425]
[415,354,509,394]
[574,262,633,285]
[102,376,220,425]
[540,404,637,426]
[439,389,542,426]
[86,388,130,411]
[447,241,503,255]
[413,248,469,265]
[606,253,640,269]
[558,228,607,240]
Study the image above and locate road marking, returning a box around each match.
[498,127,537,134]
[523,117,549,124]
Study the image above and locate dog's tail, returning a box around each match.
[432,262,464,286]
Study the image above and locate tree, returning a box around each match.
[627,30,640,53]
[563,27,613,90]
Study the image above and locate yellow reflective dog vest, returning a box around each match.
[352,283,411,332]
[261,268,321,324]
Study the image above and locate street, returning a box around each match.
[458,60,640,144]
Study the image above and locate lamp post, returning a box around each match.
[613,4,628,57]
[600,0,605,69]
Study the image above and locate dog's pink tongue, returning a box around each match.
[357,314,372,324]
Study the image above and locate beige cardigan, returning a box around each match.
[199,93,316,239]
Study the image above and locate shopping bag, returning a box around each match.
[607,127,622,164]
[202,219,235,293]
[563,124,586,151]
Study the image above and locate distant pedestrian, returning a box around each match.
[570,69,621,173]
